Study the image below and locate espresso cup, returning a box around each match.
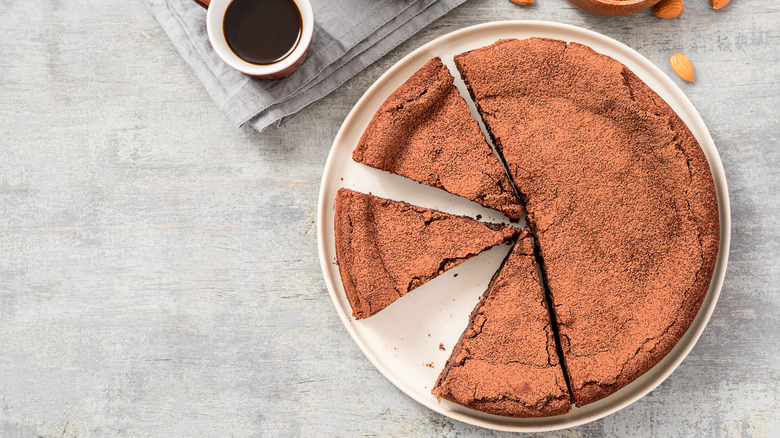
[194,0,313,79]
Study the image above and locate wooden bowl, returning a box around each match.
[566,0,661,16]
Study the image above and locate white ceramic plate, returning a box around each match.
[316,21,730,432]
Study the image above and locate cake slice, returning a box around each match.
[455,38,719,406]
[353,57,523,219]
[433,233,571,417]
[334,188,521,319]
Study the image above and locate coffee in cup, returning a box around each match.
[195,0,313,79]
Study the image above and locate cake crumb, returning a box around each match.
[453,273,458,277]
[439,343,445,351]
[476,214,482,220]
[427,333,431,337]
[424,362,434,368]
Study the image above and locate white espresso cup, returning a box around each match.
[194,0,314,79]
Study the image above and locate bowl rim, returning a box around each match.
[579,0,655,5]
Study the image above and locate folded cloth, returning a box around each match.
[145,0,466,132]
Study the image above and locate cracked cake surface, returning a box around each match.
[433,234,571,417]
[455,38,720,406]
[352,57,523,219]
[334,188,522,319]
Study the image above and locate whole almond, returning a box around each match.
[711,0,730,9]
[670,53,694,82]
[510,0,534,4]
[653,0,684,18]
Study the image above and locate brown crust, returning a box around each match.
[353,57,523,219]
[433,234,571,417]
[334,188,522,319]
[455,38,719,406]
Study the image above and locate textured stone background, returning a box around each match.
[1,0,778,436]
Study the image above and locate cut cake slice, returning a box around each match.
[334,188,521,319]
[353,57,523,219]
[433,233,571,417]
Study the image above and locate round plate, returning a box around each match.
[316,21,730,432]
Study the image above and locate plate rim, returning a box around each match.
[316,20,731,432]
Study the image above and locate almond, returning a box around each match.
[510,0,534,5]
[653,0,684,18]
[670,53,694,82]
[711,0,730,9]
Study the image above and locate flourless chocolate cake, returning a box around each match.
[433,233,571,417]
[455,38,720,406]
[353,57,524,219]
[334,188,522,319]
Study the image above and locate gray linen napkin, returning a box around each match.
[145,0,466,132]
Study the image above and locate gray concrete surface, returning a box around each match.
[1,0,778,436]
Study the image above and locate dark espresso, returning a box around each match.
[223,0,302,65]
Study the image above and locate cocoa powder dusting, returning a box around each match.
[455,38,719,406]
[334,188,522,319]
[432,236,571,417]
[353,57,523,219]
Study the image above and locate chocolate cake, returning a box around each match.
[433,233,571,417]
[353,57,524,219]
[334,188,522,319]
[455,38,720,406]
